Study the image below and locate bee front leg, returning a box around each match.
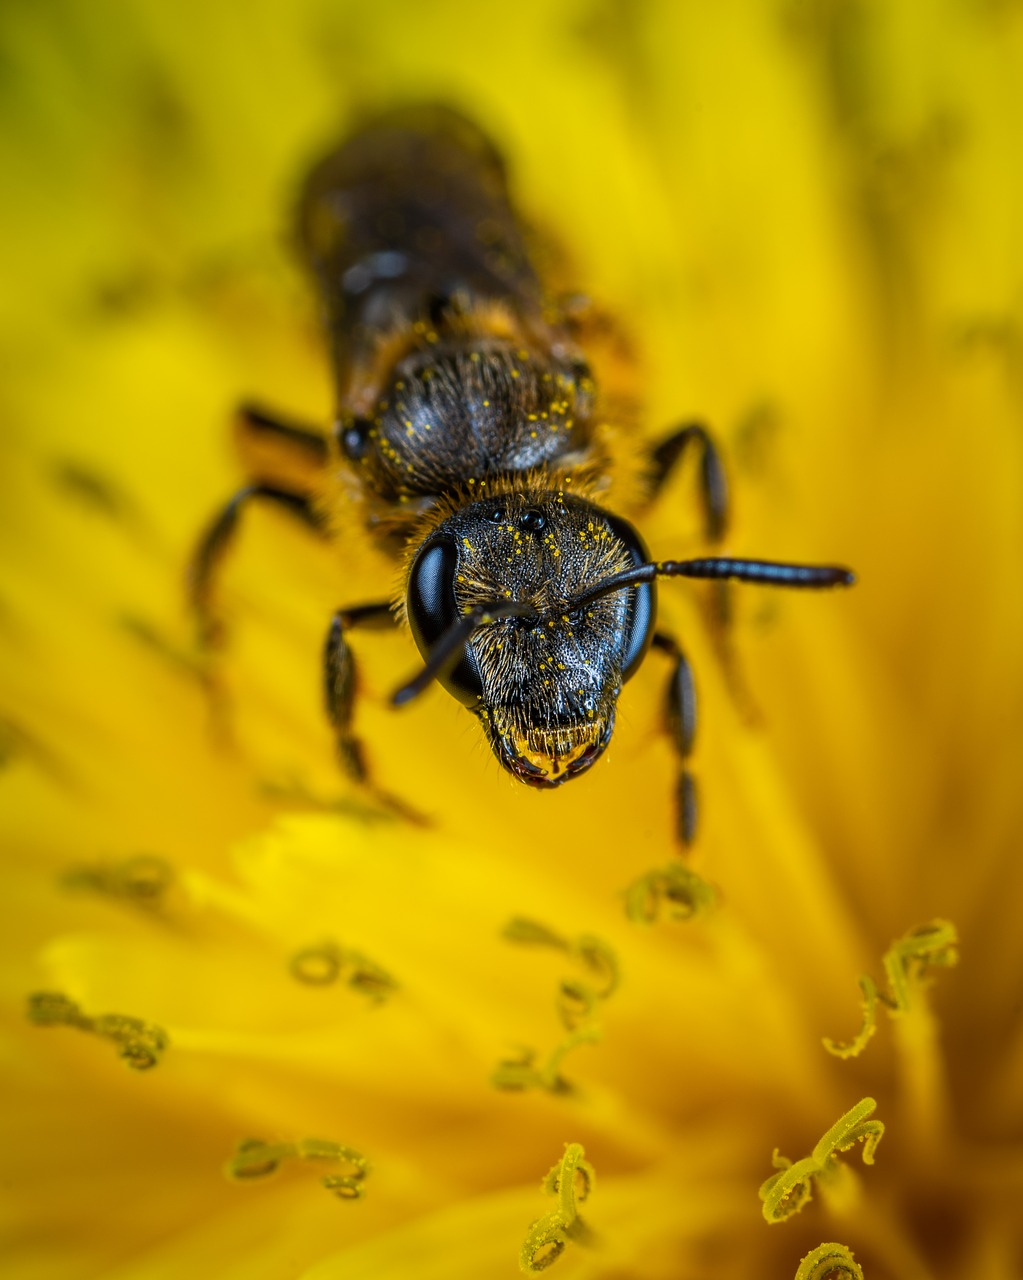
[644,422,729,542]
[652,632,698,848]
[324,604,428,824]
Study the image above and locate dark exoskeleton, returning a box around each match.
[192,105,853,844]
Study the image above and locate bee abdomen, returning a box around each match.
[297,104,542,383]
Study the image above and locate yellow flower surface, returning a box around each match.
[2,2,1022,1278]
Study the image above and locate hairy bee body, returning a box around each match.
[295,105,657,788]
[194,105,852,828]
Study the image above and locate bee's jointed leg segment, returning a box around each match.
[645,422,729,543]
[652,631,699,848]
[189,485,326,646]
[235,403,331,462]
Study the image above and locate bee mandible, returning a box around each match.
[191,105,854,845]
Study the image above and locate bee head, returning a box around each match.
[404,492,655,787]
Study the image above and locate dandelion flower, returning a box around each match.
[2,3,1022,1278]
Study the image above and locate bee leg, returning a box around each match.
[646,426,757,720]
[190,485,326,647]
[233,403,330,492]
[652,631,698,848]
[324,604,428,824]
[644,423,729,542]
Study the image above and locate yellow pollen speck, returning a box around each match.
[483,399,490,406]
[530,431,537,438]
[511,369,519,378]
[463,537,472,549]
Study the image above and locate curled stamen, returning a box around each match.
[289,940,397,1003]
[623,862,717,924]
[498,917,616,1080]
[502,919,618,995]
[26,992,169,1069]
[492,1025,602,1094]
[759,1098,884,1224]
[225,1137,369,1200]
[795,1242,864,1279]
[824,919,959,1058]
[501,917,618,1032]
[520,1144,595,1273]
[61,854,175,910]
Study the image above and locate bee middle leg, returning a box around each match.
[232,402,330,490]
[189,484,327,646]
[652,631,698,848]
[645,425,757,721]
[325,603,427,824]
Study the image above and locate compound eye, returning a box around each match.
[406,537,484,706]
[603,513,656,681]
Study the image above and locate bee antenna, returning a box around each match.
[568,557,856,613]
[392,599,539,707]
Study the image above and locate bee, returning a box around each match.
[191,104,853,844]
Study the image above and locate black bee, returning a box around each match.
[192,105,853,844]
